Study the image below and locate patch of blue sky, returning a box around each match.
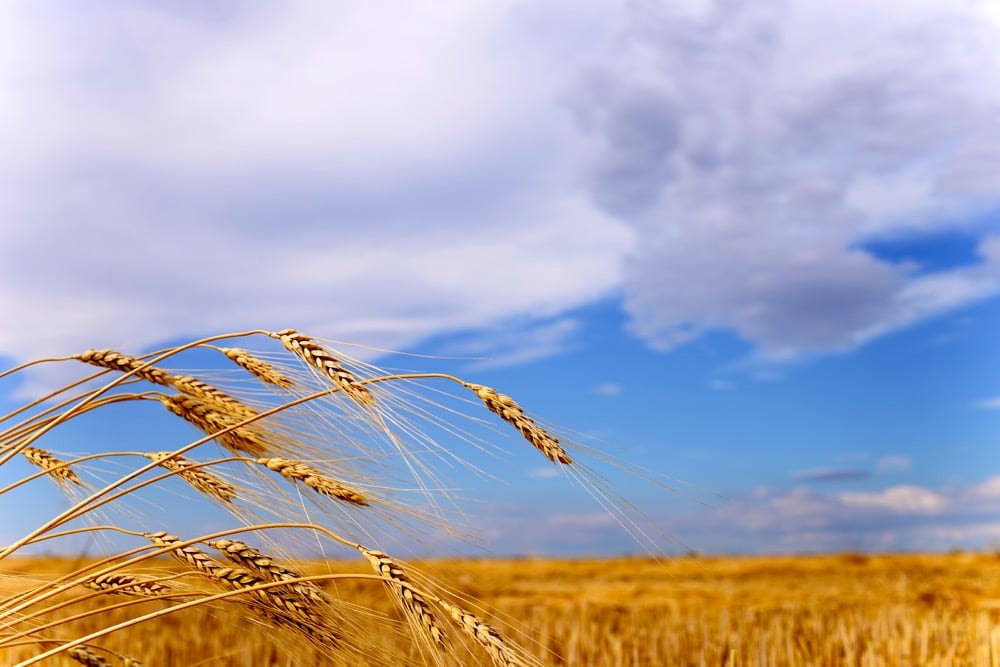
[860,219,999,275]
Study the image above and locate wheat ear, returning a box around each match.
[145,532,341,647]
[76,349,173,386]
[144,452,237,504]
[463,383,572,464]
[255,457,369,506]
[270,329,374,406]
[84,573,170,597]
[208,538,324,603]
[66,646,112,667]
[160,394,271,456]
[170,375,257,419]
[219,347,294,388]
[438,599,523,667]
[358,546,446,650]
[21,446,81,485]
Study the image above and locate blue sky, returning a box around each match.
[1,0,999,556]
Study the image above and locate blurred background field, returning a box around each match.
[5,551,999,666]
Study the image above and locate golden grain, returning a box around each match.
[271,329,374,406]
[255,456,369,506]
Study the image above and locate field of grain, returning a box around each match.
[4,551,999,666]
[4,331,999,666]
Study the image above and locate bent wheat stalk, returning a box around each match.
[0,326,656,666]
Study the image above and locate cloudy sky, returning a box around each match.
[1,0,999,555]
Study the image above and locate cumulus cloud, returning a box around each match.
[569,0,1000,359]
[3,0,999,373]
[0,1,632,364]
[380,476,1000,555]
[663,476,1000,553]
[840,486,945,515]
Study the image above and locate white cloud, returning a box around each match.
[568,0,1000,359]
[839,486,945,515]
[971,476,1000,499]
[0,1,633,364]
[2,0,999,373]
[874,455,911,473]
[593,382,622,397]
[975,396,1000,410]
[660,477,1000,553]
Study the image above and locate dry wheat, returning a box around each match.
[144,452,237,504]
[463,383,571,465]
[84,573,170,597]
[271,329,374,406]
[255,457,369,506]
[219,347,293,389]
[438,599,523,667]
[170,376,257,419]
[21,446,81,485]
[208,538,324,603]
[66,645,111,667]
[358,546,447,650]
[76,350,173,387]
[160,394,271,456]
[144,531,342,648]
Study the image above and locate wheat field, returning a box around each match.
[2,328,997,666]
[3,552,999,665]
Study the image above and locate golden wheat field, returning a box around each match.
[3,329,998,666]
[3,551,999,666]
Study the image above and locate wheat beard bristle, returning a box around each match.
[66,646,112,667]
[77,349,173,386]
[145,452,237,504]
[438,599,523,667]
[255,457,369,506]
[160,394,271,456]
[358,546,447,650]
[220,347,294,389]
[271,329,375,406]
[84,573,170,597]
[21,446,81,486]
[463,383,572,465]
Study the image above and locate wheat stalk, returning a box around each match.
[21,446,81,486]
[66,646,112,667]
[84,573,170,597]
[160,394,271,456]
[144,531,342,648]
[270,329,374,406]
[170,376,257,419]
[144,452,237,504]
[208,538,324,603]
[463,383,572,464]
[1,327,632,666]
[76,350,173,387]
[254,457,369,506]
[219,347,293,389]
[358,545,447,650]
[438,599,523,667]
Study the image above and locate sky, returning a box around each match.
[1,0,999,556]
